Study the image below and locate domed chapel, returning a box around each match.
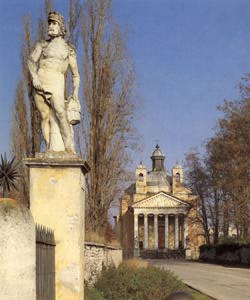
[115,145,204,259]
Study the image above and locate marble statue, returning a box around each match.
[28,11,81,153]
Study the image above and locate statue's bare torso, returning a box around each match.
[38,38,72,75]
[28,36,80,152]
[28,12,80,152]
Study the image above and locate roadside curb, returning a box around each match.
[185,282,218,300]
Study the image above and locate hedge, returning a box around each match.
[199,243,250,265]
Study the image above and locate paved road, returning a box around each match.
[150,260,250,300]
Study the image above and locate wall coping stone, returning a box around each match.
[85,241,122,250]
[24,154,90,174]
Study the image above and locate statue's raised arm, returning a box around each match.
[27,11,81,153]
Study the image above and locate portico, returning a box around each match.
[117,145,202,259]
[132,192,189,255]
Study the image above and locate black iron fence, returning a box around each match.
[36,224,56,300]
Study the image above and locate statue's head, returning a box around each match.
[47,11,66,37]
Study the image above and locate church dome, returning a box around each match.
[147,144,170,193]
[151,144,165,172]
[151,144,165,158]
[147,171,170,193]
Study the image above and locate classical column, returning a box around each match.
[175,214,179,249]
[134,213,139,256]
[165,214,169,249]
[154,214,158,250]
[144,214,148,249]
[183,216,188,249]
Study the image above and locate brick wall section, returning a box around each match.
[84,242,123,285]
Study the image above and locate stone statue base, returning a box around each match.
[25,154,90,300]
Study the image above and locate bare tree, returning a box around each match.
[11,81,30,205]
[185,151,211,244]
[11,0,137,228]
[205,138,226,244]
[80,0,137,232]
[11,1,54,206]
[21,16,43,156]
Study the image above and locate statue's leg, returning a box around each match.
[34,93,50,148]
[51,94,74,152]
[49,108,65,151]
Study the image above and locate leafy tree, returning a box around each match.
[185,74,250,243]
[213,93,250,238]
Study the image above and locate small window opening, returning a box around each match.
[138,173,144,181]
[176,172,180,183]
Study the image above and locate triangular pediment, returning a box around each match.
[132,192,190,208]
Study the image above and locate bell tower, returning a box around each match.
[134,161,147,202]
[172,162,183,193]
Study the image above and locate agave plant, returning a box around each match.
[0,153,19,198]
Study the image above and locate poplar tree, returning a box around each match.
[80,0,137,232]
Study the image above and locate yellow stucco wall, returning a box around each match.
[28,163,85,300]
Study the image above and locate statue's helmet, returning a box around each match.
[48,11,66,36]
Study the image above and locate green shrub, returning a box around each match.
[85,260,212,300]
[199,244,213,252]
[87,262,187,300]
[85,286,105,300]
[218,236,250,245]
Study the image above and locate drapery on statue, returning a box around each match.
[28,11,81,153]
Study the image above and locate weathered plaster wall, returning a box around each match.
[84,242,122,285]
[119,209,134,257]
[0,198,36,300]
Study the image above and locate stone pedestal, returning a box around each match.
[25,153,90,300]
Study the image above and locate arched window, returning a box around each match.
[138,173,144,181]
[175,172,180,183]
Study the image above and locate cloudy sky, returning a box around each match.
[1,0,250,172]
